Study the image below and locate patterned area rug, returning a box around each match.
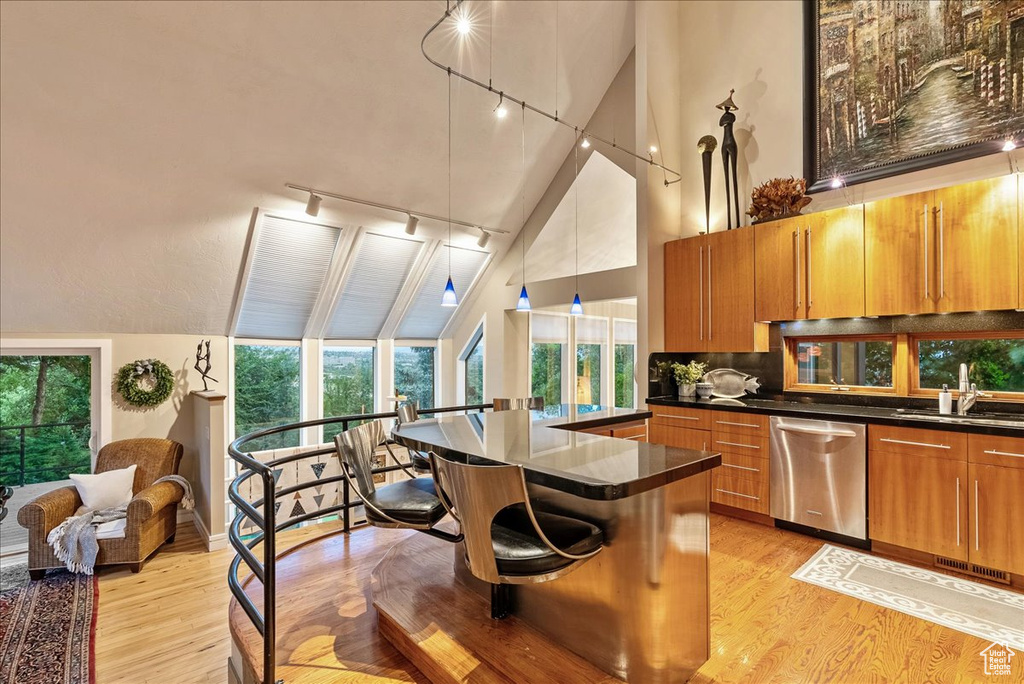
[0,561,29,591]
[0,571,97,684]
[794,544,1024,649]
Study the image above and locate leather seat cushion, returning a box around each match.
[365,477,445,527]
[491,504,603,576]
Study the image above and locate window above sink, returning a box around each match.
[910,331,1024,401]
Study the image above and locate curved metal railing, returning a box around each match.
[227,403,490,684]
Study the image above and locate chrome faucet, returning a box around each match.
[956,363,987,416]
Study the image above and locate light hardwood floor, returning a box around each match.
[94,515,1017,684]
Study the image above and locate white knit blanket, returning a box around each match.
[47,474,194,575]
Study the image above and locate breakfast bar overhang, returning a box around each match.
[391,405,722,684]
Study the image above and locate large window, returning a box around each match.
[913,333,1024,398]
[531,313,569,408]
[462,326,484,405]
[234,343,301,451]
[575,317,607,405]
[323,345,375,418]
[613,319,637,409]
[791,337,894,390]
[394,345,435,410]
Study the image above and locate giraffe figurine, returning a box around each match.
[717,90,741,230]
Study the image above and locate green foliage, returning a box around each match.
[115,359,174,407]
[394,347,435,410]
[918,338,1024,392]
[614,344,635,408]
[234,345,301,452]
[672,360,707,386]
[324,347,375,417]
[465,339,484,405]
[531,343,563,407]
[0,355,92,485]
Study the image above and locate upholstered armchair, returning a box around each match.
[18,438,185,578]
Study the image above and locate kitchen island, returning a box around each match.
[391,404,721,684]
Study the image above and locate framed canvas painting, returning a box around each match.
[804,0,1024,192]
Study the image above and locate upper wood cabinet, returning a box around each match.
[865,176,1018,316]
[665,227,768,353]
[754,207,865,321]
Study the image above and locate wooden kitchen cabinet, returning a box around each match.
[968,462,1024,576]
[869,447,969,561]
[665,227,767,352]
[754,207,864,321]
[934,176,1018,313]
[649,423,709,451]
[865,176,1018,316]
[864,191,936,316]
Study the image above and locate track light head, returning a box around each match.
[580,136,591,149]
[305,193,322,217]
[455,13,471,35]
[494,94,508,119]
[476,229,490,248]
[405,215,419,235]
[649,145,658,154]
[1003,138,1017,152]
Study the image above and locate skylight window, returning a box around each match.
[395,246,489,339]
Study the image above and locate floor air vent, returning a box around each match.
[935,556,1011,584]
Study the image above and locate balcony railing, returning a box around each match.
[227,403,490,684]
[0,420,91,487]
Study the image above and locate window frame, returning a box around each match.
[458,321,485,405]
[393,340,439,411]
[528,311,572,408]
[908,330,1024,401]
[229,338,304,450]
[784,333,903,395]
[321,340,378,419]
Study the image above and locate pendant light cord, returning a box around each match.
[521,102,527,286]
[554,0,558,119]
[448,68,452,277]
[574,128,579,293]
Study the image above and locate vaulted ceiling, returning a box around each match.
[0,0,634,335]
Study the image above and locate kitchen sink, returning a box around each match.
[890,409,1024,429]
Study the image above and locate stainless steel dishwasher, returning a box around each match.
[769,416,867,541]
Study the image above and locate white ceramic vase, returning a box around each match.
[677,383,696,398]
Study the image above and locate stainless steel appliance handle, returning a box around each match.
[723,463,760,473]
[794,228,801,311]
[923,203,929,299]
[984,449,1024,458]
[879,437,950,449]
[775,423,858,438]
[716,440,761,450]
[654,414,699,422]
[715,488,759,501]
[715,420,761,429]
[698,245,704,341]
[938,201,944,299]
[956,477,961,547]
[974,479,979,551]
[806,227,812,308]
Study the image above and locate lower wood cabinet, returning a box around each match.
[869,426,1024,576]
[648,423,709,451]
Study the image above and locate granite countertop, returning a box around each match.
[646,396,1024,437]
[393,404,720,501]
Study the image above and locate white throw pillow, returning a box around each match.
[70,465,137,511]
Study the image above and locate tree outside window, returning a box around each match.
[917,337,1024,392]
[323,346,375,417]
[531,343,563,408]
[464,331,484,405]
[395,346,435,410]
[234,344,301,452]
[614,343,635,408]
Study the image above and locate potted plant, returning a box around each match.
[671,360,707,398]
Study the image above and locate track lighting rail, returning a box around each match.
[421,2,683,185]
[284,183,508,235]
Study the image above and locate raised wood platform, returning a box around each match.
[371,534,618,684]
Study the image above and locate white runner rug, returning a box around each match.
[793,544,1024,650]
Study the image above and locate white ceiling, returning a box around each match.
[0,0,634,335]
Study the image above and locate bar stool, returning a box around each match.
[430,453,602,618]
[492,397,544,411]
[395,403,431,473]
[334,421,461,542]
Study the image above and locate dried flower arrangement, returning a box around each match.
[746,177,812,223]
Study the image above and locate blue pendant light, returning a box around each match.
[442,276,459,307]
[570,293,584,316]
[441,70,459,308]
[516,103,531,312]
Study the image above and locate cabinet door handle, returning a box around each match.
[716,440,761,450]
[716,420,761,429]
[923,203,929,300]
[983,449,1024,458]
[655,413,699,421]
[715,488,760,501]
[794,229,801,310]
[723,463,760,473]
[955,477,961,547]
[938,202,945,299]
[707,244,713,342]
[879,437,950,449]
[698,245,704,341]
[806,227,813,308]
[974,479,979,552]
